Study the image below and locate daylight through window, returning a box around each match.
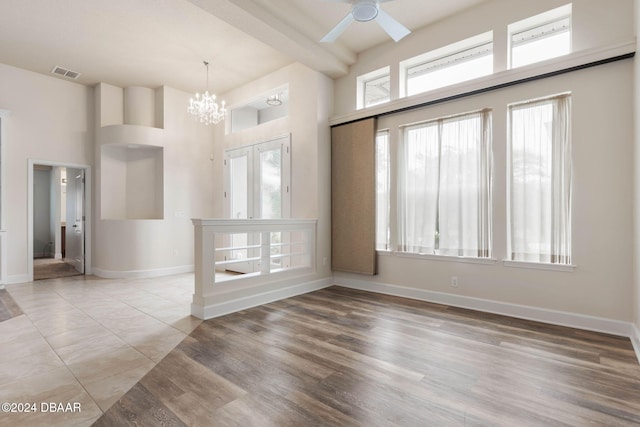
[398,110,492,257]
[508,94,572,264]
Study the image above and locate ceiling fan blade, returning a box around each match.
[320,13,355,43]
[375,8,411,42]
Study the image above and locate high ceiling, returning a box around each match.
[0,0,487,95]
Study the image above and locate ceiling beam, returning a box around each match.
[188,0,356,78]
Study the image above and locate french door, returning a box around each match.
[224,135,290,273]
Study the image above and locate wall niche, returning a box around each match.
[101,144,163,220]
[96,83,165,220]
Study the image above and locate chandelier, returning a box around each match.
[187,61,226,125]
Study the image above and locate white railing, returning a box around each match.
[191,219,317,317]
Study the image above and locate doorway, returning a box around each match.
[28,160,91,282]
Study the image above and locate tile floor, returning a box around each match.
[0,273,201,427]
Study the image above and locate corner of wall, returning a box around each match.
[633,0,640,363]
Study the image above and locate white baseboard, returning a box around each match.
[6,274,30,285]
[192,277,334,320]
[335,277,634,338]
[92,264,194,279]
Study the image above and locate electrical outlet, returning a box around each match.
[451,276,458,287]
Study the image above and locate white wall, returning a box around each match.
[332,0,636,322]
[0,63,93,281]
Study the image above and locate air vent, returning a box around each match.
[51,66,81,80]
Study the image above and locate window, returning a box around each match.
[509,4,571,68]
[376,130,390,250]
[357,67,390,109]
[399,110,492,257]
[400,32,493,97]
[508,94,571,264]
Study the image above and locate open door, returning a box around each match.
[65,168,85,274]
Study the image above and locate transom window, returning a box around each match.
[509,4,572,68]
[357,67,390,109]
[400,32,493,97]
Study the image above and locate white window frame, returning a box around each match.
[508,4,572,69]
[357,66,390,110]
[400,32,493,98]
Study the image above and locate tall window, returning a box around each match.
[508,94,571,264]
[399,110,492,257]
[509,4,571,68]
[401,32,493,97]
[376,130,390,250]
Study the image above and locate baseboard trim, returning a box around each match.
[92,265,194,279]
[335,277,633,338]
[6,274,30,285]
[192,277,334,320]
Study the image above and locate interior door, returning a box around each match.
[65,168,84,274]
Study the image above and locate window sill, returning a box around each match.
[502,260,575,272]
[378,250,496,265]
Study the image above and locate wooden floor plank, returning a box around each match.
[97,286,640,426]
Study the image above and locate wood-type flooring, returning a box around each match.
[95,286,640,426]
[0,288,22,322]
[33,258,83,280]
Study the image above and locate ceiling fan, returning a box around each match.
[320,0,411,43]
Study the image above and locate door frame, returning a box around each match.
[27,159,92,282]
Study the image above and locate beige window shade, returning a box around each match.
[331,118,377,275]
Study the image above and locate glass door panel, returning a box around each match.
[226,150,253,273]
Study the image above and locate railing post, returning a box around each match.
[192,221,215,318]
[260,231,271,274]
